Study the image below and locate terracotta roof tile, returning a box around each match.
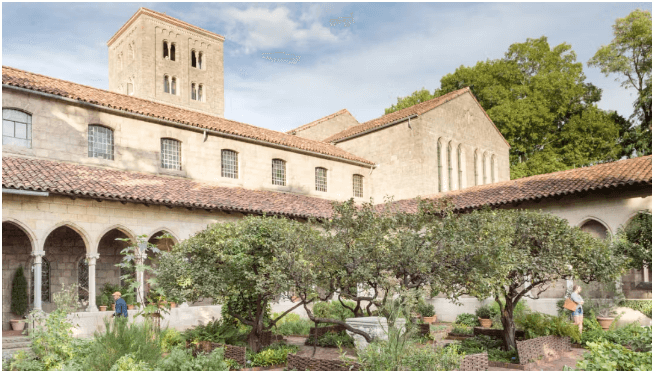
[287,109,355,134]
[324,87,509,147]
[2,156,336,218]
[388,156,653,213]
[2,66,373,165]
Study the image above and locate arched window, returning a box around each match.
[482,152,488,184]
[191,50,197,68]
[353,174,363,198]
[315,167,328,192]
[88,125,114,160]
[163,41,169,59]
[171,77,177,95]
[221,149,238,179]
[31,257,50,304]
[272,159,286,186]
[474,151,479,186]
[161,138,182,170]
[447,141,453,191]
[458,145,463,190]
[198,84,203,102]
[491,155,496,183]
[3,109,32,148]
[198,52,203,69]
[437,139,442,192]
[170,43,176,61]
[78,258,89,301]
[580,219,609,240]
[191,83,197,100]
[164,75,170,94]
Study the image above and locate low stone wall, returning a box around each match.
[287,354,360,371]
[459,352,488,371]
[186,341,247,366]
[516,335,570,367]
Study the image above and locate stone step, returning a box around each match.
[2,347,32,360]
[2,336,30,344]
[2,340,31,349]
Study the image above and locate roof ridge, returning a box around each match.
[287,108,353,134]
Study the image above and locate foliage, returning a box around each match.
[270,313,312,336]
[246,343,298,367]
[574,340,652,371]
[614,212,652,270]
[584,299,618,318]
[430,208,624,351]
[312,300,356,322]
[182,318,248,346]
[109,355,153,371]
[159,328,184,353]
[305,330,355,348]
[475,305,494,319]
[458,335,519,363]
[455,313,479,327]
[11,266,29,317]
[588,9,652,156]
[619,299,652,318]
[416,297,436,317]
[514,312,580,342]
[450,324,473,336]
[581,316,652,350]
[155,347,230,371]
[491,299,528,323]
[385,88,436,115]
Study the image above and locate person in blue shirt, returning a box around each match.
[570,285,584,333]
[112,292,128,318]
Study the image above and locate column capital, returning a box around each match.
[86,253,100,262]
[31,250,46,258]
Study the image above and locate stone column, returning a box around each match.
[136,242,148,306]
[86,253,100,312]
[644,266,650,283]
[31,251,46,311]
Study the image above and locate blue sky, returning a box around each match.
[2,2,651,132]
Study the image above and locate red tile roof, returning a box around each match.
[2,156,335,218]
[323,87,509,147]
[287,109,356,134]
[388,156,653,213]
[108,7,225,46]
[2,66,373,165]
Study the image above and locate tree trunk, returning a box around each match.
[248,329,262,353]
[500,297,517,351]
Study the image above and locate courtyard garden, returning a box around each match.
[3,200,652,370]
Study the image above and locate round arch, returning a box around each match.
[2,218,37,253]
[95,224,137,253]
[40,221,93,254]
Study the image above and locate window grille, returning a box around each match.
[315,167,327,192]
[447,142,453,191]
[164,75,170,93]
[161,138,181,170]
[353,174,363,198]
[3,109,32,148]
[30,257,50,303]
[437,139,442,192]
[88,125,114,160]
[171,77,176,95]
[78,258,89,301]
[221,149,238,179]
[474,151,479,186]
[272,159,286,186]
[458,145,463,190]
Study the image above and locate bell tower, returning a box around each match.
[107,8,225,117]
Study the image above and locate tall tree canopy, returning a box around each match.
[588,9,652,157]
[386,37,624,179]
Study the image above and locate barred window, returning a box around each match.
[221,149,238,179]
[353,174,363,198]
[78,258,89,301]
[3,108,32,148]
[88,125,114,160]
[30,257,50,304]
[272,159,286,186]
[315,167,327,192]
[161,138,181,170]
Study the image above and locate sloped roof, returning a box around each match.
[388,156,653,213]
[323,87,509,146]
[2,66,374,165]
[287,109,356,134]
[2,156,335,218]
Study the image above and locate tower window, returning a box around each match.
[198,84,203,102]
[315,167,327,192]
[163,41,169,59]
[191,50,197,68]
[88,125,114,160]
[161,138,181,170]
[164,75,170,94]
[171,77,177,95]
[221,149,238,179]
[170,43,176,61]
[353,174,363,198]
[198,52,203,69]
[2,109,32,148]
[272,159,286,186]
[191,83,197,100]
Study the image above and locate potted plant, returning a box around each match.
[593,301,618,330]
[98,294,109,311]
[10,266,29,331]
[417,300,437,324]
[476,305,492,328]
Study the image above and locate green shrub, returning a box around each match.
[455,313,478,327]
[109,354,154,371]
[490,299,529,323]
[305,330,355,348]
[156,347,230,371]
[11,266,29,317]
[270,312,312,336]
[581,318,652,350]
[475,305,493,319]
[312,300,356,321]
[416,298,436,317]
[515,312,581,343]
[620,300,652,318]
[247,344,298,367]
[182,318,248,346]
[574,340,652,371]
[458,335,518,363]
[399,344,462,371]
[160,328,184,353]
[450,324,473,336]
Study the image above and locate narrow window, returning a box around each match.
[353,174,363,198]
[482,153,487,184]
[437,139,442,192]
[128,44,134,60]
[198,52,203,69]
[163,41,169,59]
[78,258,89,301]
[491,155,496,183]
[171,77,177,95]
[2,109,32,148]
[474,151,479,186]
[161,138,182,170]
[170,43,176,61]
[191,50,197,68]
[30,257,50,304]
[272,159,286,186]
[164,75,170,94]
[315,167,327,192]
[127,82,134,95]
[191,83,197,100]
[221,149,238,179]
[198,84,203,102]
[447,142,453,191]
[88,125,114,160]
[458,145,463,190]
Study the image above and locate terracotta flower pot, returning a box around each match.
[10,319,25,331]
[170,302,176,308]
[596,317,614,330]
[111,304,116,311]
[478,317,492,328]
[127,304,135,310]
[99,306,108,312]
[423,316,437,324]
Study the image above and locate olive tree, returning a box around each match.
[431,208,626,351]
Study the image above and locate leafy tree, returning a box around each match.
[614,211,652,270]
[588,9,652,156]
[430,208,625,351]
[387,37,624,178]
[11,265,28,317]
[385,88,435,115]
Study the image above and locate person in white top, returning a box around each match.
[570,285,584,333]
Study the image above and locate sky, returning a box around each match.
[2,2,651,133]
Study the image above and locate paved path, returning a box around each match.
[488,349,586,371]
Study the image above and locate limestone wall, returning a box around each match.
[293,112,360,142]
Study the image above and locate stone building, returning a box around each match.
[2,7,651,331]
